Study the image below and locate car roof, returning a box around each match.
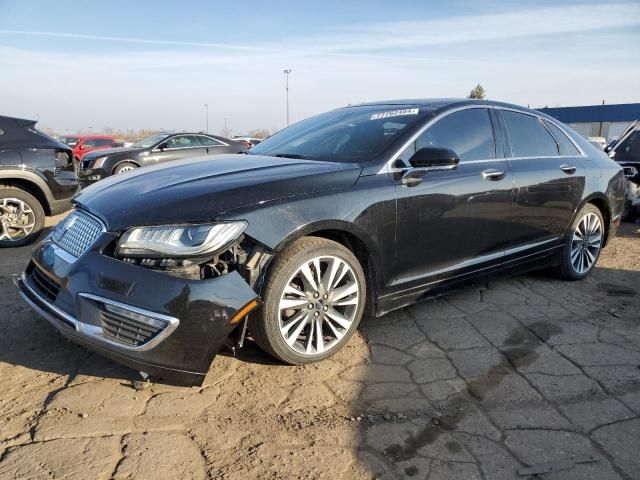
[352,98,535,114]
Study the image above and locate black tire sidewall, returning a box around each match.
[561,204,604,280]
[0,187,45,248]
[259,238,367,364]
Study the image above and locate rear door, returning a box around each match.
[497,109,585,248]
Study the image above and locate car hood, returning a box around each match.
[75,154,362,230]
[83,146,145,159]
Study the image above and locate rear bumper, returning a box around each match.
[15,237,259,386]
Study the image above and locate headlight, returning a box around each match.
[92,156,108,169]
[115,221,247,258]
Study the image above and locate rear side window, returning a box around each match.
[544,121,580,156]
[197,136,225,146]
[412,108,495,161]
[502,111,559,157]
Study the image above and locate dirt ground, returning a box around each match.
[1,216,639,479]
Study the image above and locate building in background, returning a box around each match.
[538,103,640,142]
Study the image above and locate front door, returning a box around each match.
[152,135,208,165]
[391,107,514,295]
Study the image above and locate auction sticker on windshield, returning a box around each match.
[370,108,419,120]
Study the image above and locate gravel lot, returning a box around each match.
[1,216,639,479]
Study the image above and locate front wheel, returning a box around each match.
[251,237,367,364]
[0,187,45,247]
[556,204,604,280]
[113,162,138,175]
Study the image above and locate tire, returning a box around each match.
[0,187,45,248]
[251,236,367,364]
[113,162,138,175]
[556,204,604,280]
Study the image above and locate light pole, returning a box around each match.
[283,69,292,126]
[203,104,209,133]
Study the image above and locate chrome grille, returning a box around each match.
[100,310,165,347]
[50,211,105,259]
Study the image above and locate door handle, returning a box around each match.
[560,165,577,174]
[481,169,505,181]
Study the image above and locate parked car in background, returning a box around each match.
[14,99,624,385]
[232,136,264,148]
[587,136,607,150]
[606,120,640,219]
[0,115,79,247]
[78,132,246,185]
[59,135,120,162]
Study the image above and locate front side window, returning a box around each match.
[165,135,200,148]
[503,111,559,157]
[402,108,495,162]
[95,138,114,147]
[544,121,580,156]
[248,105,435,162]
[83,138,96,148]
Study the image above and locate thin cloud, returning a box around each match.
[0,30,272,52]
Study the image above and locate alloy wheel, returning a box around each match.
[117,166,135,173]
[570,212,602,275]
[0,198,36,242]
[278,255,360,356]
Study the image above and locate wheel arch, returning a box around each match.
[0,172,52,215]
[112,159,141,174]
[575,193,612,246]
[271,220,381,315]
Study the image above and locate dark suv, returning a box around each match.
[15,99,624,385]
[0,115,79,247]
[78,132,246,185]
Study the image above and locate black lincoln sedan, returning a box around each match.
[78,132,246,185]
[15,99,624,385]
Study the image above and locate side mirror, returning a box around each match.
[78,145,85,150]
[408,147,459,169]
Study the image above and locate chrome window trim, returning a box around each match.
[496,106,587,158]
[379,104,493,174]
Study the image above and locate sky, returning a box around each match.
[0,0,639,135]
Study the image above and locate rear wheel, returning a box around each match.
[113,162,137,175]
[0,187,45,247]
[251,237,366,364]
[557,204,604,280]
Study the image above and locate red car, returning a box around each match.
[59,135,120,161]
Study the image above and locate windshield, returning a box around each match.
[132,133,170,149]
[248,105,433,162]
[60,136,79,147]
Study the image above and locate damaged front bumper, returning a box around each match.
[14,236,259,386]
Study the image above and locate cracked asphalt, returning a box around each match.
[1,216,639,479]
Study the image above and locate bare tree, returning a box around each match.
[248,128,271,139]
